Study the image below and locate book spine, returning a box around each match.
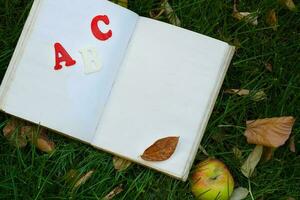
[0,0,42,109]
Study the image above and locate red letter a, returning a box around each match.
[54,43,76,70]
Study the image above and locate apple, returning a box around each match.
[191,158,234,200]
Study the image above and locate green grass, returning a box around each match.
[0,0,300,199]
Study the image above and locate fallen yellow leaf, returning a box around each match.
[241,145,263,178]
[244,116,296,148]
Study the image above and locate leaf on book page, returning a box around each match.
[74,170,95,189]
[280,0,297,11]
[103,184,124,200]
[141,136,179,161]
[230,187,249,200]
[244,116,295,148]
[241,145,263,178]
[113,156,132,171]
[3,118,27,148]
[266,9,278,31]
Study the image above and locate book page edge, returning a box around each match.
[182,45,236,181]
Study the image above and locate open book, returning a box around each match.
[0,0,234,181]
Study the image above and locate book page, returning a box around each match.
[93,17,233,179]
[0,0,138,142]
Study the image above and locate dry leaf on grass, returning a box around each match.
[230,187,249,200]
[266,9,278,30]
[22,126,55,153]
[149,0,181,26]
[141,136,179,161]
[289,135,296,153]
[241,145,263,178]
[280,0,297,11]
[74,170,95,189]
[244,116,296,148]
[233,12,258,26]
[103,184,124,200]
[113,156,132,171]
[3,118,27,148]
[225,89,250,96]
[162,1,181,26]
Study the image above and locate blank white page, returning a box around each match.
[0,0,138,142]
[93,17,234,180]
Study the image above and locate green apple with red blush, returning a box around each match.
[191,158,234,200]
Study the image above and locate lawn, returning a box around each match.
[0,0,299,199]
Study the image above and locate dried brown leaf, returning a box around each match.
[280,0,297,11]
[103,184,124,200]
[244,116,296,148]
[3,118,19,137]
[241,145,263,178]
[74,170,94,188]
[141,136,179,161]
[113,156,132,171]
[3,118,27,148]
[289,135,296,153]
[266,9,278,30]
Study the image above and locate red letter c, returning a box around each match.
[91,15,112,41]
